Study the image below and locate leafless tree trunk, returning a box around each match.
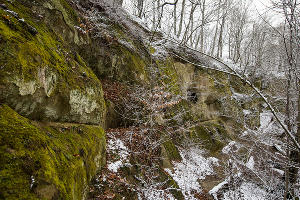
[181,3,197,45]
[157,0,162,28]
[173,1,177,35]
[152,0,156,30]
[177,0,186,37]
[217,9,226,58]
[275,0,300,197]
[137,0,144,18]
[211,0,221,56]
[190,7,195,46]
[284,64,293,200]
[199,0,206,52]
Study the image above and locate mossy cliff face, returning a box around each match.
[0,0,108,199]
[172,62,233,121]
[0,0,151,123]
[154,56,237,122]
[0,105,106,199]
[78,16,150,83]
[0,0,262,199]
[189,120,231,155]
[0,0,106,125]
[153,57,247,155]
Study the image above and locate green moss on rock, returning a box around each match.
[0,2,106,125]
[190,120,231,155]
[158,168,184,200]
[157,58,181,94]
[53,0,79,27]
[162,140,182,162]
[0,105,106,200]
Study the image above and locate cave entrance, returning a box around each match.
[187,88,198,103]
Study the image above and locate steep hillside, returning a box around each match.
[0,0,280,199]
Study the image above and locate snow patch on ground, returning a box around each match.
[243,109,251,115]
[107,137,129,173]
[257,111,285,147]
[222,141,243,155]
[241,110,285,147]
[231,89,252,101]
[208,157,220,166]
[259,112,274,130]
[165,147,219,199]
[138,188,175,200]
[210,180,268,200]
[222,141,237,154]
[209,180,228,199]
[223,182,267,200]
[246,156,255,170]
[259,111,285,135]
[107,160,123,173]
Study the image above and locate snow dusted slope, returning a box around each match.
[82,2,290,199]
[107,137,130,173]
[223,182,268,200]
[209,109,287,200]
[165,147,219,199]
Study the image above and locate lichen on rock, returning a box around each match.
[38,67,57,97]
[12,77,38,96]
[69,88,105,124]
[0,0,106,125]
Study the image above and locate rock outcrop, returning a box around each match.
[0,1,107,199]
[0,105,106,199]
[0,0,263,199]
[0,0,106,125]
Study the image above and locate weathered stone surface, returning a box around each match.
[0,0,264,199]
[0,105,106,199]
[0,0,106,125]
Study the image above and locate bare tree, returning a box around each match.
[217,0,231,58]
[227,1,250,61]
[210,0,222,55]
[181,2,197,44]
[177,0,186,37]
[274,0,300,198]
[137,0,144,18]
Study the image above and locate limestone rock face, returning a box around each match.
[0,0,106,125]
[0,1,108,197]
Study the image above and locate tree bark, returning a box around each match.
[177,0,186,37]
[137,0,144,18]
[211,0,221,56]
[217,12,226,58]
[181,4,196,45]
[173,2,177,35]
[200,0,206,52]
